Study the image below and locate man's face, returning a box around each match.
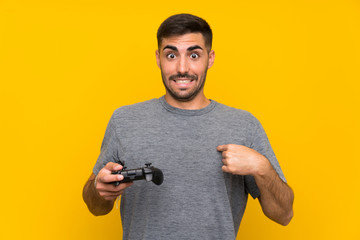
[156,33,215,102]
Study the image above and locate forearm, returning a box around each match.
[82,174,115,216]
[253,159,294,225]
[217,144,294,225]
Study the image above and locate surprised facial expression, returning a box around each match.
[156,33,215,102]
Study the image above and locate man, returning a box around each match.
[83,13,294,239]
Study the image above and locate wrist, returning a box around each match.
[93,175,101,196]
[252,155,272,177]
[94,175,98,188]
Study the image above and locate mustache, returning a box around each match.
[169,73,198,81]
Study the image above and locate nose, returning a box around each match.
[176,56,189,74]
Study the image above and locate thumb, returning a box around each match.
[104,162,123,172]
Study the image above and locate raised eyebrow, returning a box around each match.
[187,45,203,51]
[163,45,178,51]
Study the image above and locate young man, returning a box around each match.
[83,13,294,239]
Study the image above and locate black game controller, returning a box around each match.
[111,162,164,186]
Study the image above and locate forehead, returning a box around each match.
[159,33,206,51]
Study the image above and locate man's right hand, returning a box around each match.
[95,162,134,201]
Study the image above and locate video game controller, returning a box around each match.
[111,162,164,186]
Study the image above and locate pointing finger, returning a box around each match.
[217,144,228,152]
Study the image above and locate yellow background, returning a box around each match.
[1,0,359,239]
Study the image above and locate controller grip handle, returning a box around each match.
[151,168,164,185]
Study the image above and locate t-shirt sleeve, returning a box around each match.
[92,113,121,176]
[245,114,287,199]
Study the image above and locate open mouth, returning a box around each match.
[174,79,193,83]
[171,79,195,89]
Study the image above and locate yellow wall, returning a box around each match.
[1,0,359,239]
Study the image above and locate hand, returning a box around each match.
[95,162,133,201]
[217,144,294,225]
[216,144,270,176]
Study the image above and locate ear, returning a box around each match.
[156,49,160,68]
[207,50,215,69]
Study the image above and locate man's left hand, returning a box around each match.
[217,144,294,225]
[216,144,270,176]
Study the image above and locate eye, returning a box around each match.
[190,53,199,59]
[166,53,176,59]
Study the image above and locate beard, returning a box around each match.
[160,70,208,102]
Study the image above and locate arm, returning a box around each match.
[217,144,294,226]
[253,156,294,225]
[82,162,133,216]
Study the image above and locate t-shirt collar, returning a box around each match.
[158,95,217,116]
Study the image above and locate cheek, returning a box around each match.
[160,62,176,76]
[193,63,208,75]
[193,59,208,69]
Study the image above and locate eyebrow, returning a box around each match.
[162,45,204,52]
[163,45,178,51]
[187,45,203,51]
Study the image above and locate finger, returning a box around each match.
[222,165,231,173]
[115,182,134,191]
[222,151,232,158]
[99,182,134,195]
[222,158,228,166]
[216,144,228,152]
[104,162,123,171]
[108,182,134,193]
[99,173,124,184]
[95,172,122,186]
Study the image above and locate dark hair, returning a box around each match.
[157,13,213,51]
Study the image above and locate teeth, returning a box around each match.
[175,80,191,83]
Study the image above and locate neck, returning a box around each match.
[164,93,210,110]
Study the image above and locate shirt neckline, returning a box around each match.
[158,96,217,116]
